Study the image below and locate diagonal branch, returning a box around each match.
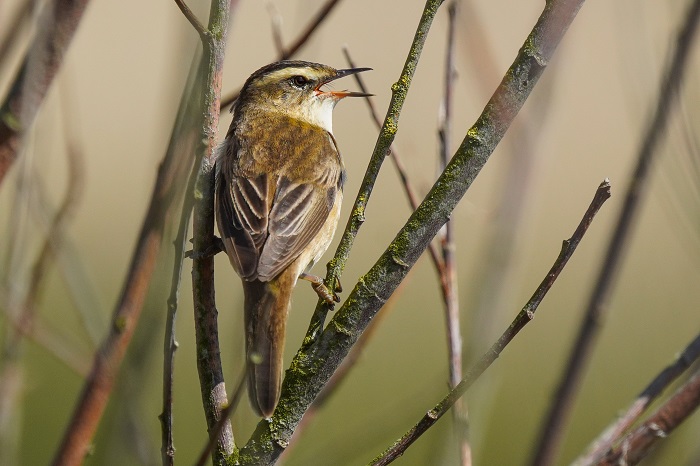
[574,332,700,465]
[595,368,700,465]
[237,0,587,463]
[530,2,700,464]
[303,0,447,347]
[0,0,92,184]
[369,179,611,466]
[174,0,208,38]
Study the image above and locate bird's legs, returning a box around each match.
[299,273,342,304]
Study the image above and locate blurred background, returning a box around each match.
[1,0,699,464]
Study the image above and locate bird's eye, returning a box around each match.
[290,75,309,88]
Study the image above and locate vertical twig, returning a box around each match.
[157,45,214,466]
[437,2,470,464]
[369,180,611,466]
[186,1,235,463]
[530,2,700,464]
[159,98,202,464]
[0,0,92,184]
[342,46,446,275]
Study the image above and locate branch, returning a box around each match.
[595,369,700,465]
[341,46,443,271]
[174,0,208,38]
[303,0,447,347]
[368,180,611,466]
[185,1,236,463]
[530,2,700,464]
[279,279,407,462]
[193,371,247,466]
[219,0,343,108]
[159,123,201,465]
[438,2,470,464]
[0,0,92,184]
[49,1,233,463]
[237,1,587,463]
[574,332,700,465]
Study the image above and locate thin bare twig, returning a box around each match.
[531,2,700,464]
[574,332,700,465]
[341,46,444,273]
[438,2,470,464]
[0,0,92,184]
[174,0,208,39]
[159,112,201,465]
[220,0,343,108]
[596,368,700,466]
[369,180,612,466]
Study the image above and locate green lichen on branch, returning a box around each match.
[236,1,585,464]
[301,0,446,347]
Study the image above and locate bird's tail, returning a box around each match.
[243,277,292,418]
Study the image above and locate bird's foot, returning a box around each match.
[186,236,225,259]
[299,273,341,304]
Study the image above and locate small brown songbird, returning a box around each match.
[215,60,371,417]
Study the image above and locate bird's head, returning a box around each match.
[235,60,372,133]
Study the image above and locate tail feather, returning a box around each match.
[243,278,292,418]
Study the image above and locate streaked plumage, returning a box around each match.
[215,60,370,417]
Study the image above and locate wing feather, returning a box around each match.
[216,115,342,282]
[256,177,336,281]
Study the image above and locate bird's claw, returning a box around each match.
[186,236,225,259]
[311,282,340,304]
[300,273,341,305]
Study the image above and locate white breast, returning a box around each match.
[297,96,338,134]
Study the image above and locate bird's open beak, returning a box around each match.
[315,67,373,99]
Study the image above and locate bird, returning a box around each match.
[215,60,371,418]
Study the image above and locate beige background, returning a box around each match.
[1,0,699,464]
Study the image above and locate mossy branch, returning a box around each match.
[237,0,586,464]
[303,0,446,346]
